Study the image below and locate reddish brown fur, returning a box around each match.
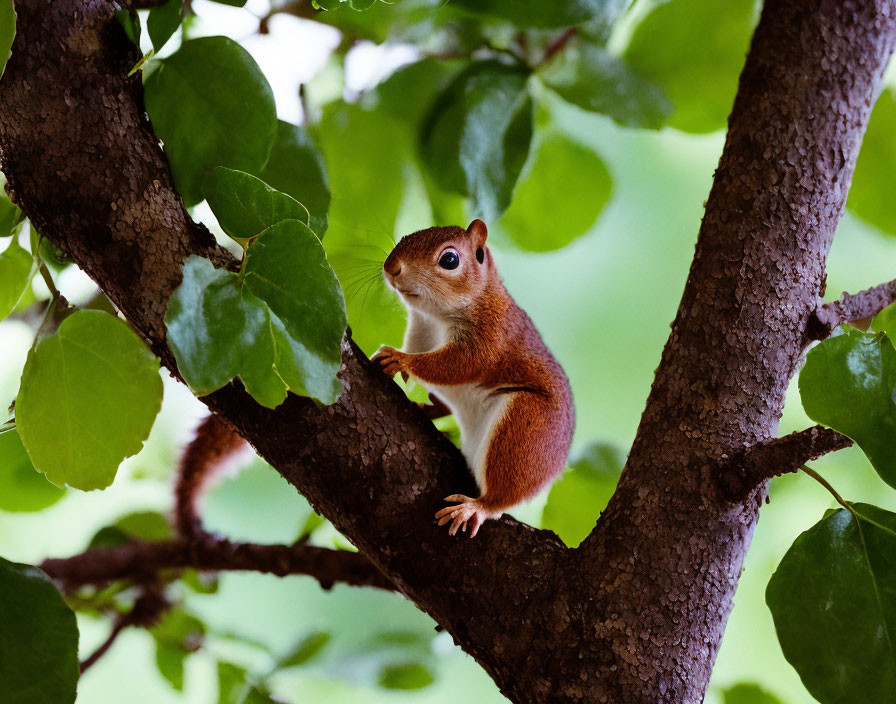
[375,220,575,525]
[174,414,245,538]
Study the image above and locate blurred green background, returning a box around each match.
[3,0,896,702]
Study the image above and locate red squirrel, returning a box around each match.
[372,219,575,537]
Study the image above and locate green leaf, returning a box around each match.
[0,430,64,512]
[499,132,611,251]
[148,0,183,53]
[210,0,247,5]
[315,101,407,354]
[0,237,33,322]
[217,661,248,704]
[421,60,534,221]
[0,0,14,79]
[15,310,164,491]
[204,167,310,245]
[0,557,79,704]
[799,328,896,489]
[539,40,672,129]
[451,0,614,29]
[151,609,205,691]
[0,177,21,237]
[722,683,785,704]
[166,222,346,407]
[87,510,174,548]
[241,687,279,704]
[257,121,330,237]
[542,443,623,546]
[279,631,331,669]
[144,36,277,206]
[296,511,326,541]
[766,504,896,704]
[873,302,896,337]
[848,88,896,236]
[116,9,141,47]
[377,662,434,690]
[625,0,757,133]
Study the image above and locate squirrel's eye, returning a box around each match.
[438,249,460,270]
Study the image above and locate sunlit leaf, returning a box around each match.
[0,0,14,79]
[542,443,623,546]
[766,504,896,704]
[258,121,330,237]
[217,661,248,704]
[148,0,183,52]
[378,662,434,690]
[0,557,79,704]
[421,60,534,221]
[0,430,64,513]
[144,36,277,206]
[0,237,32,321]
[848,88,896,237]
[16,310,163,491]
[203,167,310,245]
[799,328,896,490]
[624,0,756,133]
[166,222,346,408]
[499,132,611,251]
[539,39,672,129]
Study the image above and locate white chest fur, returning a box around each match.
[402,310,510,493]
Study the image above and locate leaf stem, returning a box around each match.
[799,464,855,515]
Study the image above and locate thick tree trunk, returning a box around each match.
[1,0,893,702]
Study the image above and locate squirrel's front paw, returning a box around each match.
[372,345,407,377]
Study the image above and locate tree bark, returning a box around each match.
[1,0,893,702]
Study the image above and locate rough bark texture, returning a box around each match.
[1,0,894,702]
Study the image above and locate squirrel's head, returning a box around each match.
[383,219,493,319]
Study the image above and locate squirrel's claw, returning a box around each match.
[371,345,405,377]
[435,495,487,538]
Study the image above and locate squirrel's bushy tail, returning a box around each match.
[174,414,246,539]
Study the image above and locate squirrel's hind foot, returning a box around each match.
[434,495,496,538]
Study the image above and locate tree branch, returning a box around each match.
[715,425,853,502]
[40,535,395,592]
[807,277,896,340]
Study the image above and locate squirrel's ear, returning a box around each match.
[467,219,488,247]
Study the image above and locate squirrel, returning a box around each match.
[372,219,575,537]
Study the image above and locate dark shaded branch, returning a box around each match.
[41,536,395,591]
[715,426,853,502]
[807,278,896,340]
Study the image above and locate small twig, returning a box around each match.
[41,535,395,592]
[38,262,60,299]
[807,278,896,341]
[79,587,170,673]
[543,27,578,64]
[715,425,853,502]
